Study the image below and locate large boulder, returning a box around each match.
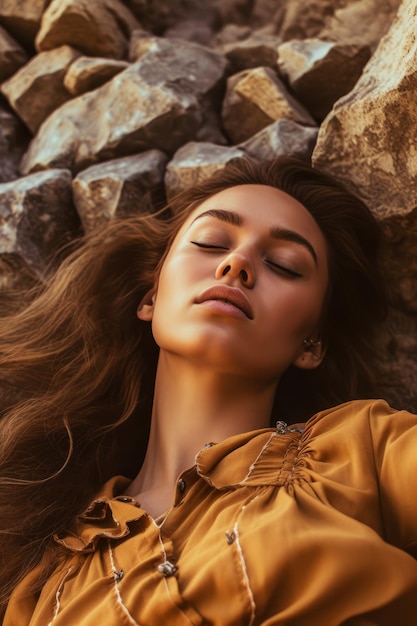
[313,0,417,224]
[218,33,280,72]
[0,25,28,83]
[240,119,318,161]
[320,0,402,51]
[222,66,315,143]
[277,39,371,120]
[63,57,129,96]
[0,169,81,278]
[36,0,141,59]
[313,0,417,410]
[1,46,81,134]
[165,141,245,200]
[0,0,50,46]
[72,150,168,232]
[21,38,228,173]
[0,103,30,183]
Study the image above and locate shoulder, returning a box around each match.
[304,398,417,454]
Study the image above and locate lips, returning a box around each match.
[195,285,254,320]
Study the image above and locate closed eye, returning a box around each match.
[191,241,228,250]
[265,259,303,278]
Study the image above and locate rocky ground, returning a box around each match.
[1,0,417,411]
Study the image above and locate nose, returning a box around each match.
[215,251,255,287]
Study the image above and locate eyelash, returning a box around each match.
[265,259,303,278]
[191,241,227,250]
[191,241,302,278]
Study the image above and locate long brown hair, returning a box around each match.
[0,157,386,616]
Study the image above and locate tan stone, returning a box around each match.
[1,46,81,135]
[72,150,168,232]
[211,24,252,47]
[277,0,342,41]
[220,34,280,72]
[0,169,80,278]
[21,39,227,174]
[312,0,417,362]
[164,20,215,46]
[320,0,402,51]
[64,57,129,96]
[0,25,28,82]
[239,119,318,161]
[165,141,245,202]
[222,66,315,143]
[212,0,253,27]
[0,0,50,45]
[278,39,371,120]
[0,103,30,183]
[36,0,141,59]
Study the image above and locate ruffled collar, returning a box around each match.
[55,425,305,553]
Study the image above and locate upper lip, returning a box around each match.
[195,285,254,319]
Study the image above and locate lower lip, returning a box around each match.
[198,299,248,320]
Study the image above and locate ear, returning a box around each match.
[136,288,156,322]
[293,339,325,370]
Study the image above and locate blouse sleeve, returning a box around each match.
[368,399,417,556]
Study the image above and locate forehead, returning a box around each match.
[183,184,324,239]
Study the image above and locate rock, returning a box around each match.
[239,119,318,161]
[64,57,129,96]
[222,66,316,143]
[250,0,287,30]
[0,169,81,278]
[277,39,371,120]
[211,24,252,47]
[211,0,253,27]
[21,38,228,173]
[72,150,168,232]
[219,34,280,72]
[164,20,214,46]
[124,0,217,34]
[0,254,41,317]
[0,25,28,83]
[165,141,245,200]
[378,309,417,413]
[35,0,141,60]
[0,0,50,46]
[312,0,417,316]
[1,46,81,135]
[276,0,342,41]
[320,0,402,52]
[0,102,30,183]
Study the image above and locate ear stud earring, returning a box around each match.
[303,338,321,351]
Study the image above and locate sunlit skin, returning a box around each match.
[127,184,329,517]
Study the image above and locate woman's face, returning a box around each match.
[139,184,329,383]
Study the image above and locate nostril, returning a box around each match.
[222,265,231,276]
[240,269,248,282]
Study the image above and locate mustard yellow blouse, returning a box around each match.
[5,399,417,625]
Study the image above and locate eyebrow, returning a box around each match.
[190,208,318,265]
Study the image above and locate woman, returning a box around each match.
[1,157,417,625]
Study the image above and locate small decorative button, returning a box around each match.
[275,421,304,435]
[225,531,236,545]
[157,561,178,577]
[178,479,186,494]
[115,495,137,504]
[113,569,124,582]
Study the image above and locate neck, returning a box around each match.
[126,351,277,514]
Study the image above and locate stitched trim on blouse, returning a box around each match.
[240,433,277,484]
[47,566,73,625]
[108,540,143,626]
[153,519,199,626]
[233,498,258,626]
